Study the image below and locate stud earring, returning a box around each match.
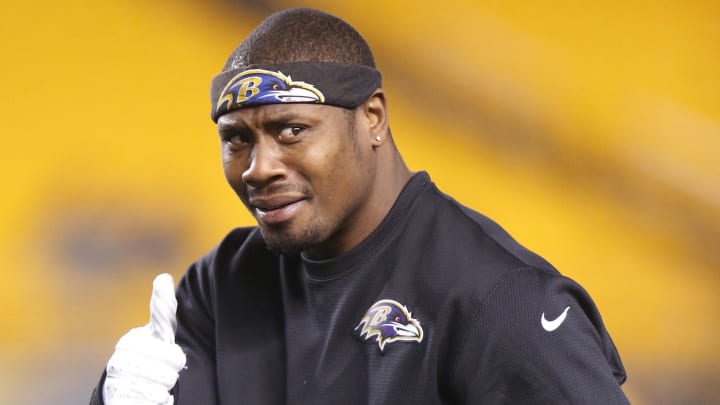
[375,136,382,142]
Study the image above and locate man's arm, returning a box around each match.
[88,274,186,405]
[449,266,629,404]
[171,258,220,404]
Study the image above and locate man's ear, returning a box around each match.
[362,89,388,143]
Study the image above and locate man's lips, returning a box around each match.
[250,195,306,225]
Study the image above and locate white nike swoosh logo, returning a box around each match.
[541,306,571,332]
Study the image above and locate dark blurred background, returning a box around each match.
[1,1,718,403]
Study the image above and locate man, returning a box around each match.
[91,7,629,404]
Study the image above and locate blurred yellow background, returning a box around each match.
[1,0,718,403]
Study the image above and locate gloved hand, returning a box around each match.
[103,274,187,405]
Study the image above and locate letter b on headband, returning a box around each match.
[231,76,263,104]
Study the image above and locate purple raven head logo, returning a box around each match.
[216,69,325,114]
[355,299,423,351]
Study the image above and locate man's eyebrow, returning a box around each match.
[217,121,248,133]
[217,117,253,132]
[217,111,308,133]
[260,112,317,133]
[262,112,302,127]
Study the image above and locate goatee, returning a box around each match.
[260,223,323,256]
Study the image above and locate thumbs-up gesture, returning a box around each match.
[103,274,187,405]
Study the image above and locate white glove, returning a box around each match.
[103,274,187,405]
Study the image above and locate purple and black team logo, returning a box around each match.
[216,69,326,113]
[355,299,424,351]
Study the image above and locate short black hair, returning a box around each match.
[222,8,376,71]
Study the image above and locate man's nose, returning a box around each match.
[241,141,286,188]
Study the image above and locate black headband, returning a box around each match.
[209,62,382,122]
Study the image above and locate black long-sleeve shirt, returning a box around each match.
[91,172,628,404]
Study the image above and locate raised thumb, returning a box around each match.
[149,273,178,343]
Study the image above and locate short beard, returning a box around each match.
[260,222,324,255]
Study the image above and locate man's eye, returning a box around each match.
[278,126,305,142]
[223,133,250,145]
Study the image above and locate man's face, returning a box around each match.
[217,103,380,259]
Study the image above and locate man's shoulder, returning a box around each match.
[399,180,562,310]
[415,182,555,273]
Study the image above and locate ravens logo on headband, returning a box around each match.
[216,69,326,114]
[355,299,424,352]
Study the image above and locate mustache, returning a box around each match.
[246,182,311,198]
